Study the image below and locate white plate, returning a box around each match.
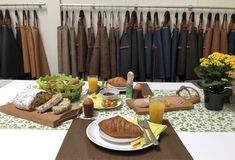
[107,83,126,92]
[86,117,154,151]
[94,100,122,110]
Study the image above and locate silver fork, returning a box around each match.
[142,119,159,146]
[137,119,151,145]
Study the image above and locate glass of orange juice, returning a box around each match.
[88,75,98,94]
[149,98,165,124]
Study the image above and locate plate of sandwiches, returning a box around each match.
[86,115,156,151]
[107,77,127,92]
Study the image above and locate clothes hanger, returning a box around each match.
[33,10,38,27]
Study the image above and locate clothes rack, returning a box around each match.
[0,2,46,8]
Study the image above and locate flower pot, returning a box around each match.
[204,91,224,111]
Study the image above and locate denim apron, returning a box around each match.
[137,12,146,82]
[185,12,198,80]
[171,13,179,82]
[115,12,120,76]
[100,11,110,79]
[198,13,204,59]
[228,14,235,55]
[153,12,165,80]
[220,14,228,54]
[161,11,171,81]
[1,9,19,78]
[131,11,139,80]
[177,12,187,81]
[211,13,220,53]
[120,11,131,76]
[145,11,153,79]
[109,11,116,78]
[203,13,213,57]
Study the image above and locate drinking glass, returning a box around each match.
[149,98,165,124]
[88,75,98,94]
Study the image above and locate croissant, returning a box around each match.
[107,77,127,87]
[99,116,143,138]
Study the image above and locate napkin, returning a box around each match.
[127,118,167,148]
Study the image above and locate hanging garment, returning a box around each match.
[70,11,78,77]
[228,14,235,55]
[144,11,153,79]
[31,10,50,78]
[89,11,101,75]
[185,12,198,80]
[161,11,171,81]
[131,11,139,80]
[211,13,220,53]
[76,10,88,76]
[176,12,187,81]
[115,12,121,76]
[15,10,24,78]
[137,12,146,82]
[198,13,204,59]
[171,13,179,82]
[86,11,95,74]
[203,13,213,57]
[100,11,110,79]
[220,14,228,54]
[0,9,19,78]
[0,10,3,77]
[57,11,63,73]
[153,12,165,79]
[21,10,31,75]
[120,11,132,76]
[109,11,116,78]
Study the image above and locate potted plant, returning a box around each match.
[194,52,235,110]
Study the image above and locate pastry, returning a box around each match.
[12,89,52,111]
[107,77,127,87]
[52,98,71,114]
[99,116,143,138]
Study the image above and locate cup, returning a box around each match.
[88,75,98,94]
[149,98,165,124]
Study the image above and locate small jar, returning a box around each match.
[83,98,94,118]
[133,83,143,99]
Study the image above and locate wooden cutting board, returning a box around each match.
[0,103,82,127]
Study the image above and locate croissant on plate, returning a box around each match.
[98,116,143,138]
[107,77,127,87]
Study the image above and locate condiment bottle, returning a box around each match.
[133,83,143,99]
[126,71,134,99]
[83,98,94,118]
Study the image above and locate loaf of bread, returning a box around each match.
[107,77,127,87]
[99,116,143,138]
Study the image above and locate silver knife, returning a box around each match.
[142,119,159,145]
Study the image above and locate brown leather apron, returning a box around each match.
[115,12,121,76]
[100,11,110,79]
[89,11,101,76]
[198,13,204,59]
[109,11,116,78]
[31,10,50,78]
[211,13,220,53]
[220,14,228,54]
[228,14,235,55]
[203,13,213,57]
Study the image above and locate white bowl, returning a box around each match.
[99,88,120,100]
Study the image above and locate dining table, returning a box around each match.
[0,79,235,160]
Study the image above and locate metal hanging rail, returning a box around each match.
[59,3,235,11]
[0,2,46,8]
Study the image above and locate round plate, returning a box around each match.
[107,83,126,92]
[86,117,153,151]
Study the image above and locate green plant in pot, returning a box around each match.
[194,52,235,110]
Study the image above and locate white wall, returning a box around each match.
[0,0,235,74]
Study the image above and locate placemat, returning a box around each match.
[56,118,193,160]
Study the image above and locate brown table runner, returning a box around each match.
[56,118,193,160]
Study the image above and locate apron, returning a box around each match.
[76,10,88,77]
[203,13,213,57]
[115,12,121,76]
[228,14,235,55]
[1,9,19,78]
[177,12,187,81]
[0,10,3,76]
[15,11,24,78]
[211,13,221,53]
[131,11,139,80]
[100,11,110,79]
[70,11,78,77]
[86,11,95,74]
[161,11,171,80]
[220,14,228,54]
[171,13,179,82]
[185,12,198,80]
[89,11,101,75]
[109,11,116,78]
[57,11,63,73]
[120,11,131,76]
[31,10,50,78]
[198,13,204,59]
[137,12,146,82]
[153,12,165,79]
